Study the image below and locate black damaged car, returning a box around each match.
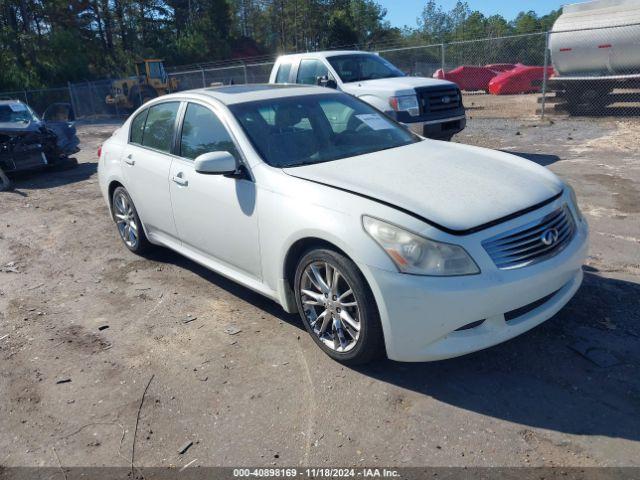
[0,100,80,175]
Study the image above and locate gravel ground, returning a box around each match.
[0,115,639,470]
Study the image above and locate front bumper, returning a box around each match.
[386,110,466,139]
[416,115,466,139]
[361,205,589,362]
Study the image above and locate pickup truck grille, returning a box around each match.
[417,87,462,114]
[482,205,576,270]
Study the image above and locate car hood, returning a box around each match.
[342,76,455,94]
[0,121,43,134]
[284,140,563,233]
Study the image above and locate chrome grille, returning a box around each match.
[482,205,576,270]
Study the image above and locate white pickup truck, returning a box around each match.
[269,50,466,140]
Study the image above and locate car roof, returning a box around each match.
[277,50,375,61]
[159,84,337,106]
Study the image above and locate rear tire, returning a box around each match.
[565,85,611,115]
[111,186,150,254]
[294,248,384,365]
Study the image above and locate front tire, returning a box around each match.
[111,186,150,254]
[294,248,384,365]
[130,86,158,110]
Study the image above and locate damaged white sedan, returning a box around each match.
[98,85,588,365]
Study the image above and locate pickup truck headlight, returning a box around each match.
[389,95,420,117]
[363,216,480,276]
[566,183,584,222]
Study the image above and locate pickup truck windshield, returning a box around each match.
[229,93,421,168]
[327,54,405,83]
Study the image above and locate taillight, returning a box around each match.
[97,145,102,158]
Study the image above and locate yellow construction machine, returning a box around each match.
[106,59,179,110]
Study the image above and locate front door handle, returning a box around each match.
[124,154,135,166]
[172,174,188,187]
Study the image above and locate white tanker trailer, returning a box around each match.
[548,0,640,113]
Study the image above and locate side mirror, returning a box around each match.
[317,76,337,89]
[194,151,237,175]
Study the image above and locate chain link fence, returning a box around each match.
[167,61,275,90]
[1,24,638,122]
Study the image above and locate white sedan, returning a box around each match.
[98,85,588,365]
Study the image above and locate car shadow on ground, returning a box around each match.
[358,269,640,442]
[142,247,303,327]
[500,150,561,166]
[5,160,96,192]
[141,244,640,442]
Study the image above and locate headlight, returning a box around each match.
[389,95,420,117]
[363,216,480,276]
[566,184,584,221]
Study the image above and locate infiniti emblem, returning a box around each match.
[442,96,451,104]
[541,228,560,246]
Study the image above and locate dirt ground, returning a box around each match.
[463,92,542,119]
[1,114,639,470]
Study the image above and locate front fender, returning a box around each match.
[356,94,391,113]
[254,168,398,313]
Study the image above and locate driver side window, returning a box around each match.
[180,103,239,161]
[296,59,329,85]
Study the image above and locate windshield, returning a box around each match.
[327,54,405,83]
[0,103,39,123]
[229,93,421,168]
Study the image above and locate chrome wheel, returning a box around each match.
[113,191,139,249]
[300,261,361,352]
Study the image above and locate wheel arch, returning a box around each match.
[283,237,350,293]
[282,235,387,362]
[107,180,125,215]
[107,180,153,242]
[280,235,379,318]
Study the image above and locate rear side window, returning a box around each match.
[129,109,148,145]
[141,102,180,153]
[296,59,328,85]
[275,62,292,83]
[180,103,239,160]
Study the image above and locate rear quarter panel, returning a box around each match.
[97,127,127,210]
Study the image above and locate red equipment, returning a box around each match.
[433,66,497,92]
[488,65,555,95]
[485,63,518,72]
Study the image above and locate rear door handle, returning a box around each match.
[124,154,135,166]
[172,174,188,187]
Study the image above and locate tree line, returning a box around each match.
[0,0,561,91]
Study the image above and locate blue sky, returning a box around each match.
[379,0,568,28]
